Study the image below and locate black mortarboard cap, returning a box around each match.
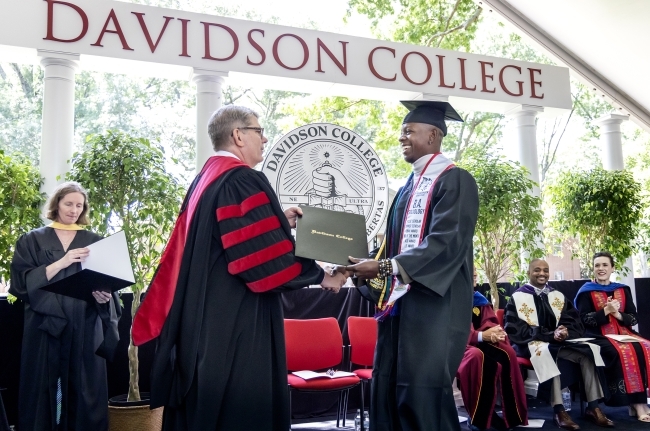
[400,100,463,137]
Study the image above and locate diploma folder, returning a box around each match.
[295,206,369,266]
[42,231,136,301]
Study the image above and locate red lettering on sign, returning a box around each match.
[131,13,173,53]
[202,22,239,61]
[91,9,134,51]
[273,34,309,70]
[401,51,432,85]
[44,0,89,43]
[528,68,544,99]
[436,55,455,88]
[479,61,495,93]
[315,39,348,75]
[247,29,266,66]
[458,58,476,91]
[178,18,190,57]
[499,65,523,96]
[368,47,396,81]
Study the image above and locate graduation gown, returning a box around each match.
[575,284,650,406]
[9,227,121,431]
[456,295,527,430]
[504,286,606,402]
[136,157,324,431]
[370,166,479,431]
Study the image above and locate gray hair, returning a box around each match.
[208,105,259,151]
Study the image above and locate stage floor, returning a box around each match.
[291,396,645,430]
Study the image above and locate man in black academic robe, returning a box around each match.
[345,101,479,431]
[132,105,346,431]
[504,259,614,430]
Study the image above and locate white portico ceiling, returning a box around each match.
[479,0,650,132]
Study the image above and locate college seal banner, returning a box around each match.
[261,123,389,241]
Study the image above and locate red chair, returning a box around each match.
[495,309,533,371]
[347,316,377,431]
[285,318,361,427]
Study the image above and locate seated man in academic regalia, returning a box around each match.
[456,269,528,431]
[504,259,613,430]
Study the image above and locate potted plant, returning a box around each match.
[460,153,543,309]
[67,131,184,430]
[549,166,642,276]
[0,149,44,295]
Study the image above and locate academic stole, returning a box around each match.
[591,289,650,393]
[49,221,84,230]
[513,290,604,383]
[374,153,454,321]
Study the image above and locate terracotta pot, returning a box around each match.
[108,393,163,431]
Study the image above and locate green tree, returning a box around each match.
[548,167,642,276]
[347,0,481,50]
[67,131,185,402]
[459,153,543,308]
[0,150,45,284]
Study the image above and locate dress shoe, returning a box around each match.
[584,407,614,427]
[553,411,580,430]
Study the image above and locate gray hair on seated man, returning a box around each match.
[208,105,260,151]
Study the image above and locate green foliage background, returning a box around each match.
[549,167,642,276]
[0,150,44,283]
[460,154,543,307]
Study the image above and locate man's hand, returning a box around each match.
[284,207,303,229]
[483,326,507,343]
[345,256,380,279]
[321,271,347,293]
[554,325,568,342]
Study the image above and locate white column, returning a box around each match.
[595,113,627,171]
[192,69,228,172]
[38,50,79,196]
[595,113,636,304]
[506,105,544,197]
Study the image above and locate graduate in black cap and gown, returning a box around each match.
[344,100,479,431]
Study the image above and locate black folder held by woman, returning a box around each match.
[42,231,135,301]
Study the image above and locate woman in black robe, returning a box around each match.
[9,181,121,431]
[575,251,650,421]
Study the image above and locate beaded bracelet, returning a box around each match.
[377,258,392,279]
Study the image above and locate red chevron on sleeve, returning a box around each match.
[246,262,302,293]
[216,191,270,221]
[227,239,294,275]
[221,216,281,248]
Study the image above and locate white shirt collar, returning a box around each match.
[214,150,240,160]
[412,154,432,176]
[532,284,550,296]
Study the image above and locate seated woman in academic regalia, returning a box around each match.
[456,270,528,431]
[9,181,121,431]
[575,251,650,422]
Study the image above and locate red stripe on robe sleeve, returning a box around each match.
[227,239,293,275]
[221,216,281,248]
[246,262,302,293]
[216,191,270,221]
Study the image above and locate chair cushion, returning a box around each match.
[517,357,533,368]
[288,374,360,390]
[354,369,373,380]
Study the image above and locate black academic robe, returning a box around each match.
[504,288,607,403]
[370,166,479,431]
[9,227,121,431]
[146,163,324,431]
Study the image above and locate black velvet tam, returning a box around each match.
[400,100,463,136]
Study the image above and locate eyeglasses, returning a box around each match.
[239,127,265,137]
